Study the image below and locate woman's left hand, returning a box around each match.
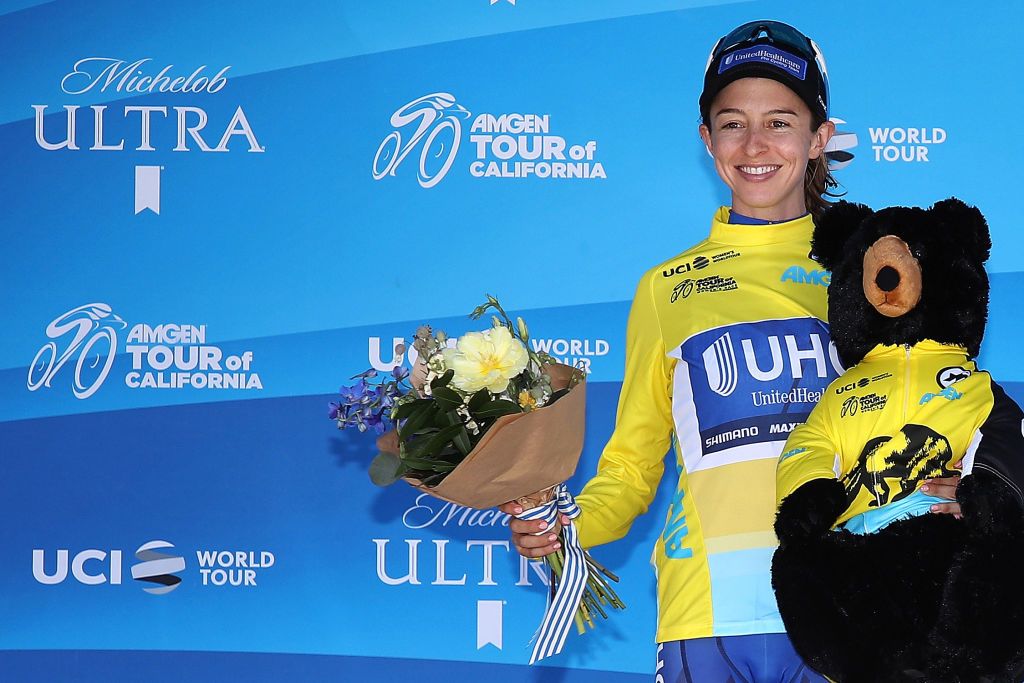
[923,460,963,518]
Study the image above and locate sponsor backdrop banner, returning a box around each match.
[2,1,1022,681]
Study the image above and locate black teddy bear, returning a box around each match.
[772,199,1024,682]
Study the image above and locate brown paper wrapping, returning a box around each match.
[377,363,586,510]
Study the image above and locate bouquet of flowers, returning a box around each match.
[330,296,624,662]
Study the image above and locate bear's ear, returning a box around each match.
[930,197,991,265]
[811,201,875,271]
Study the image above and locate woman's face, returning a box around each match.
[699,77,834,221]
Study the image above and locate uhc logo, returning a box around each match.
[677,318,842,456]
[702,332,739,397]
[700,326,839,397]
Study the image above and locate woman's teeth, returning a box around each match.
[738,165,781,175]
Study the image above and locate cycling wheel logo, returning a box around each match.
[372,92,471,188]
[27,303,127,399]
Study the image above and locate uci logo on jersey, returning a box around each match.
[700,325,843,398]
[780,265,831,287]
[836,377,871,394]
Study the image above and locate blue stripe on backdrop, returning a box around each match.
[4,270,1021,422]
[0,300,630,420]
[4,380,1022,672]
[0,650,648,683]
[0,383,670,674]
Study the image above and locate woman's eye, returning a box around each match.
[770,119,790,128]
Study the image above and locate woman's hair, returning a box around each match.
[805,116,842,223]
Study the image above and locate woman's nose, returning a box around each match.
[743,129,768,155]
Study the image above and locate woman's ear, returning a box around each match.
[698,123,713,157]
[808,119,836,160]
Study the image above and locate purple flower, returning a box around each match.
[331,365,407,433]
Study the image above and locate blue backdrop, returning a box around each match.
[3,1,1023,681]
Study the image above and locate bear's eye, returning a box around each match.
[911,246,924,260]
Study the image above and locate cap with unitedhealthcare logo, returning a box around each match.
[700,20,829,123]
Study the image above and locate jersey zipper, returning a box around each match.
[875,345,912,508]
[902,344,912,422]
[891,344,912,507]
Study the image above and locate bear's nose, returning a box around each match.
[862,235,922,317]
[875,266,900,292]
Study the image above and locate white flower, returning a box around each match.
[427,353,446,373]
[442,326,529,394]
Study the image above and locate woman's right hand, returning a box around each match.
[497,501,570,558]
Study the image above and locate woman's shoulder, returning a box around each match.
[640,238,717,284]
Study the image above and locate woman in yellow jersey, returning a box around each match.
[500,21,960,682]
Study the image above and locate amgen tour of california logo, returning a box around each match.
[27,302,262,399]
[372,91,606,187]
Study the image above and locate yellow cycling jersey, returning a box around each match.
[574,207,841,642]
[777,341,1024,528]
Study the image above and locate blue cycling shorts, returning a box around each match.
[656,633,830,683]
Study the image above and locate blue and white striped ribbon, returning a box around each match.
[516,483,588,664]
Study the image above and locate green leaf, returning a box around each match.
[468,389,490,412]
[406,423,465,460]
[418,471,447,486]
[452,426,471,456]
[473,398,523,419]
[368,452,403,486]
[401,456,440,470]
[431,369,454,389]
[437,409,460,429]
[393,398,432,421]
[431,386,463,411]
[398,402,438,440]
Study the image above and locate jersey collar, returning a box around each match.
[863,340,970,361]
[709,206,815,247]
